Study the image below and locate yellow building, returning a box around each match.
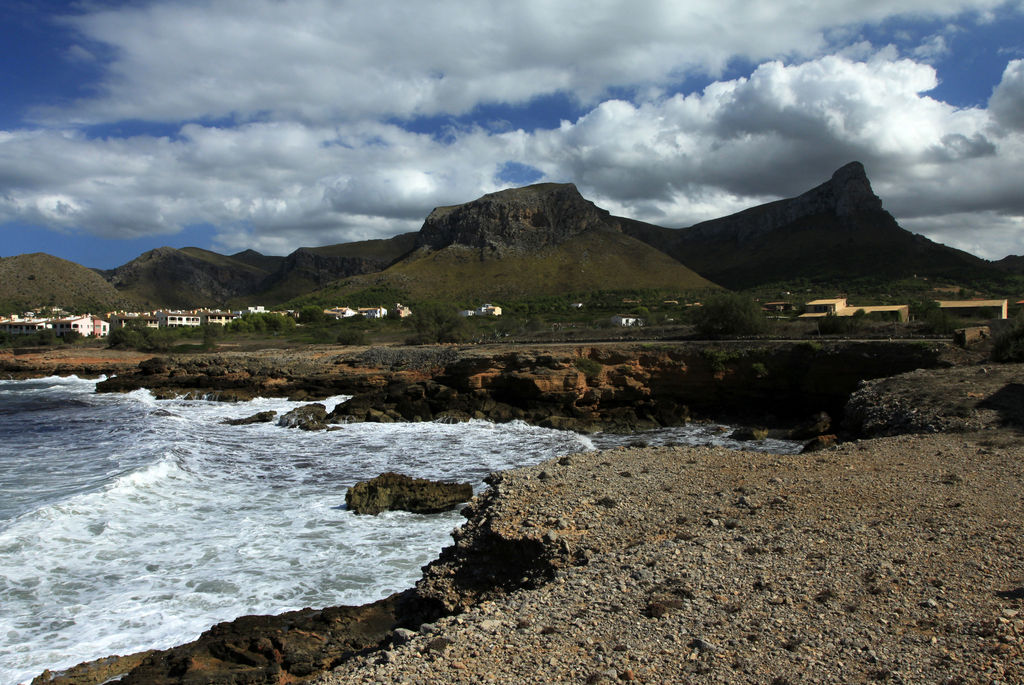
[799,298,909,323]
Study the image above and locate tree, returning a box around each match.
[694,292,767,337]
[406,303,468,344]
[299,305,327,325]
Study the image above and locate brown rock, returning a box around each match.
[346,472,473,515]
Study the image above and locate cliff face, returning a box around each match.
[95,341,949,431]
[682,161,884,243]
[415,183,616,255]
[622,161,998,289]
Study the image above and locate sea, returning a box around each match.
[0,375,801,684]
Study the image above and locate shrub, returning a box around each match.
[336,327,367,346]
[573,357,603,378]
[405,303,468,344]
[992,316,1024,362]
[694,293,767,337]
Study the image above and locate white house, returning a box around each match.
[0,318,53,336]
[52,315,109,337]
[324,306,359,319]
[201,311,239,326]
[611,314,644,327]
[158,311,202,327]
[359,306,388,319]
[476,304,502,316]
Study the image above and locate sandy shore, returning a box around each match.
[313,429,1024,684]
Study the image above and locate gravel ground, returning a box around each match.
[314,430,1024,684]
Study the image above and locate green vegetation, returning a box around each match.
[694,292,767,337]
[405,303,469,344]
[573,357,603,378]
[701,347,744,373]
[992,316,1024,362]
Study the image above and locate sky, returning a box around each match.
[1,0,1024,269]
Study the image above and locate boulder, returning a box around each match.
[346,472,473,515]
[278,403,328,430]
[223,410,277,425]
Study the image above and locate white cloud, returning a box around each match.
[38,0,1012,125]
[990,59,1024,131]
[3,1,1024,261]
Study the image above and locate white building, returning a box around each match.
[52,315,109,337]
[611,314,644,327]
[324,307,359,319]
[158,311,202,327]
[358,306,388,319]
[476,304,502,316]
[201,311,239,326]
[0,319,53,335]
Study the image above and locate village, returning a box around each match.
[0,294,1017,340]
[0,302,511,339]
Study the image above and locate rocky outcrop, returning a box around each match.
[111,597,410,685]
[843,363,1024,437]
[223,410,277,425]
[97,341,952,433]
[278,404,328,430]
[31,651,157,685]
[345,473,473,515]
[416,183,617,255]
[682,161,883,244]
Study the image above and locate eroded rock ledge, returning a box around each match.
[95,341,953,432]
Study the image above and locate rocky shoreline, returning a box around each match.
[89,340,959,434]
[27,345,1024,684]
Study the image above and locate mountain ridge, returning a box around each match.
[4,162,1018,311]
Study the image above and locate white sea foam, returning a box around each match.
[0,383,593,684]
[0,379,800,684]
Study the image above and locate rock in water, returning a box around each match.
[346,472,473,515]
[223,410,277,425]
[278,403,328,430]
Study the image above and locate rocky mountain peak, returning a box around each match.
[684,161,885,243]
[416,182,615,254]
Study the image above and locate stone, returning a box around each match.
[345,472,473,515]
[278,403,328,430]
[223,410,277,425]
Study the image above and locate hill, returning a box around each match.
[993,254,1024,275]
[0,253,138,313]
[621,162,1003,290]
[314,183,718,302]
[103,246,274,309]
[255,233,417,302]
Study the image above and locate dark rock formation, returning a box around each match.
[113,597,409,685]
[682,162,883,244]
[621,161,1002,289]
[30,651,157,685]
[416,183,617,255]
[223,410,277,425]
[278,404,328,430]
[345,472,473,515]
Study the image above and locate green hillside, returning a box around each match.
[0,253,138,314]
[309,227,718,303]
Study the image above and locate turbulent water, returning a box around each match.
[0,376,799,684]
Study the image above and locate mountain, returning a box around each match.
[256,233,417,302]
[993,255,1024,275]
[317,183,718,301]
[0,253,138,313]
[621,162,1000,289]
[103,246,275,308]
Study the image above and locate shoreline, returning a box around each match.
[26,348,1024,684]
